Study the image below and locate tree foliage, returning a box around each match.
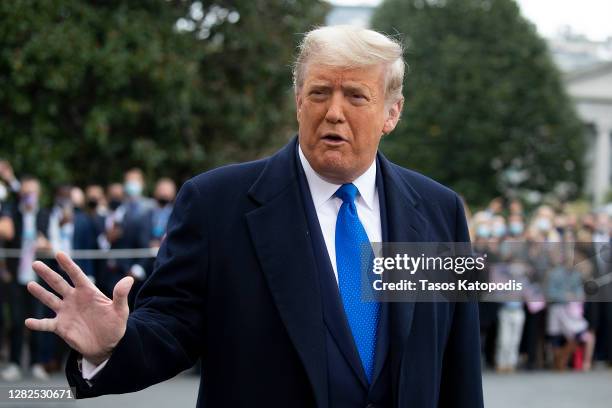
[0,0,328,190]
[372,0,585,205]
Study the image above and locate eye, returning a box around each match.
[308,89,328,101]
[349,92,368,104]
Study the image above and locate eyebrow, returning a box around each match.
[342,84,370,95]
[306,82,332,90]
[306,82,371,95]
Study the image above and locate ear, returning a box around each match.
[382,97,404,134]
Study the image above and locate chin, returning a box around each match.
[316,158,355,183]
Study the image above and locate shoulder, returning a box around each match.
[381,159,468,241]
[189,157,268,195]
[385,160,461,208]
[176,157,269,209]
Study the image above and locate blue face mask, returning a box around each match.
[476,225,491,238]
[125,181,143,197]
[509,222,524,235]
[536,218,551,232]
[20,192,38,208]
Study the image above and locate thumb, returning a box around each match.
[112,276,134,312]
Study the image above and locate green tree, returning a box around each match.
[372,0,585,205]
[0,0,328,191]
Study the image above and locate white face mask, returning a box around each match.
[536,217,552,232]
[125,181,143,197]
[0,183,7,202]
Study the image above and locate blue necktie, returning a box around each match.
[335,183,380,383]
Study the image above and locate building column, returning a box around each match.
[594,123,612,205]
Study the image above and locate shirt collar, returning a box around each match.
[298,144,377,210]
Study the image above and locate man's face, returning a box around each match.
[85,185,104,203]
[296,63,402,183]
[124,171,144,198]
[154,181,176,202]
[107,184,124,203]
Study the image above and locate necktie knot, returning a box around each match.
[335,183,358,204]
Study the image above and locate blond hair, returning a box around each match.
[293,25,405,104]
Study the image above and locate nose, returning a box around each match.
[324,91,345,124]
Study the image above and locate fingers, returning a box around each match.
[25,318,57,333]
[32,261,72,296]
[56,251,91,288]
[26,281,62,312]
[112,276,134,312]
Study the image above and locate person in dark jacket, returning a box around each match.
[1,176,51,381]
[25,26,483,407]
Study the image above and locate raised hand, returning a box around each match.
[25,252,134,365]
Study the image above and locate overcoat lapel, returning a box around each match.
[246,139,328,407]
[377,153,430,405]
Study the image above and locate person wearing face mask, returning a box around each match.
[0,176,52,381]
[470,213,499,369]
[106,183,124,213]
[84,185,106,216]
[40,185,76,378]
[37,185,97,377]
[71,186,97,251]
[507,214,524,238]
[501,214,529,267]
[149,178,176,247]
[143,178,177,284]
[97,183,126,298]
[48,186,75,257]
[490,216,526,373]
[490,216,507,240]
[104,169,153,307]
[81,185,108,295]
[48,186,99,282]
[530,205,561,242]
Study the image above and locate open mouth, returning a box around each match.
[321,133,346,143]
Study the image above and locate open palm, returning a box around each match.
[25,252,134,365]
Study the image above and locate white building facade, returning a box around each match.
[565,63,612,205]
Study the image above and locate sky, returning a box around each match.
[329,0,612,41]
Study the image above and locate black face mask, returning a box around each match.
[109,199,122,211]
[156,198,171,207]
[86,199,98,210]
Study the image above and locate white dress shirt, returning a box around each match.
[298,145,381,283]
[82,145,382,379]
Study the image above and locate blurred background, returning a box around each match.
[1,0,611,407]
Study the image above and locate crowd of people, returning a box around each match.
[467,197,612,373]
[0,160,177,381]
[0,159,611,381]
